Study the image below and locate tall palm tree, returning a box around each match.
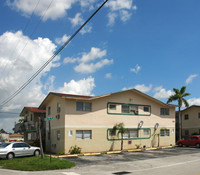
[167,86,190,140]
[112,123,128,150]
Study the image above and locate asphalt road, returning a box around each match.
[1,147,200,175]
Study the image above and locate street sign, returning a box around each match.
[44,117,54,121]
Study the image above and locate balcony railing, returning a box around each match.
[23,121,38,131]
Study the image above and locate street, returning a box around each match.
[1,147,200,175]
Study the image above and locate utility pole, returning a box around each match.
[38,117,44,159]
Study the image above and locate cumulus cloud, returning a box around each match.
[130,64,141,74]
[122,84,152,93]
[134,84,152,93]
[55,34,70,45]
[153,86,173,99]
[186,74,198,85]
[0,31,60,131]
[57,76,95,96]
[106,0,137,26]
[63,47,113,74]
[6,0,76,21]
[68,13,92,34]
[188,98,200,106]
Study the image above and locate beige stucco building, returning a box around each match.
[39,89,176,154]
[181,105,200,138]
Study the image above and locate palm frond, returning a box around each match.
[183,98,189,108]
[180,86,186,95]
[182,93,191,98]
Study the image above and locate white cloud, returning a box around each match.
[188,98,200,106]
[134,84,152,93]
[107,12,118,26]
[153,86,173,99]
[0,31,60,131]
[68,13,92,34]
[6,0,76,21]
[105,73,112,79]
[130,64,141,74]
[63,47,113,74]
[186,74,198,85]
[120,10,132,22]
[107,0,133,11]
[57,76,95,96]
[69,13,84,27]
[106,0,136,26]
[55,34,70,45]
[75,59,113,74]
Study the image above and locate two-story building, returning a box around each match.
[39,89,176,154]
[20,107,46,147]
[181,105,200,138]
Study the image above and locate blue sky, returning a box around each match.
[0,0,200,132]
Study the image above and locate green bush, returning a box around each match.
[69,145,81,154]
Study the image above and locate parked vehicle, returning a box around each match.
[0,142,40,159]
[176,135,200,148]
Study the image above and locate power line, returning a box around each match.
[0,0,109,108]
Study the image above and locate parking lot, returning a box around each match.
[1,146,200,175]
[62,146,200,167]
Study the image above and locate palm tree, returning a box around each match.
[112,123,128,150]
[167,86,190,140]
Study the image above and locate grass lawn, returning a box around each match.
[0,155,75,171]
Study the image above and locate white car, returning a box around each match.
[0,142,40,159]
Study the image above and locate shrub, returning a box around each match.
[135,144,140,149]
[69,145,81,154]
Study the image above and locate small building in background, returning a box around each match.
[9,133,24,142]
[180,105,200,138]
[20,107,46,147]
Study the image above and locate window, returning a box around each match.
[57,103,61,113]
[57,130,60,140]
[144,106,149,112]
[76,130,92,140]
[185,130,189,136]
[198,113,200,119]
[123,129,138,139]
[121,105,138,114]
[160,108,169,115]
[109,104,116,110]
[184,114,189,120]
[76,102,92,112]
[143,129,150,135]
[48,106,51,115]
[160,129,170,136]
[30,114,33,121]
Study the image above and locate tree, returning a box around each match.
[167,86,190,140]
[112,123,128,150]
[0,128,6,133]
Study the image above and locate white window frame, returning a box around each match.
[160,129,170,137]
[76,102,92,112]
[76,130,92,140]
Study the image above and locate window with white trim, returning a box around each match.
[122,105,138,114]
[160,129,170,136]
[123,130,138,139]
[76,130,92,140]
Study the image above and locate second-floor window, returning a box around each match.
[198,113,200,119]
[57,103,61,113]
[76,102,92,112]
[48,106,51,115]
[184,114,189,120]
[160,108,169,115]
